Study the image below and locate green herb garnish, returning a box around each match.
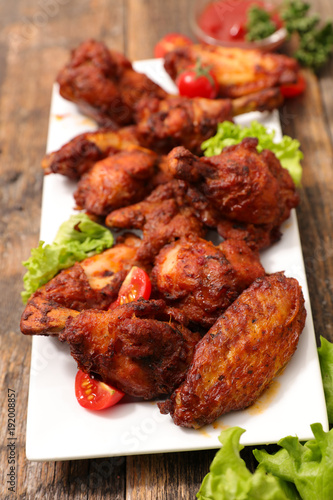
[246,5,278,41]
[282,1,333,71]
[201,121,303,186]
[21,213,113,303]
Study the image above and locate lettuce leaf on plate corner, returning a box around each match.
[318,336,333,424]
[201,121,303,187]
[21,213,113,303]
[196,427,299,500]
[254,423,333,500]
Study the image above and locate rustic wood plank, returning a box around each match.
[280,68,333,344]
[126,0,193,60]
[0,1,127,498]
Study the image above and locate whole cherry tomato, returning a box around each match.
[109,266,152,309]
[176,61,218,99]
[280,74,306,98]
[154,32,193,58]
[75,370,124,410]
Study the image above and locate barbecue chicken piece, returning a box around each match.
[57,39,167,127]
[168,138,299,249]
[164,44,299,98]
[216,219,284,252]
[20,234,142,336]
[105,180,205,263]
[135,88,283,155]
[74,149,158,216]
[59,300,200,400]
[42,126,143,180]
[151,236,265,328]
[159,272,306,428]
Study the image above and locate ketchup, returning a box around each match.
[198,0,282,43]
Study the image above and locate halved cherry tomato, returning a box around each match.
[280,74,306,99]
[75,370,124,410]
[154,32,193,58]
[176,61,218,99]
[109,266,152,309]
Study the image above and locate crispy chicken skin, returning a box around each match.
[135,95,233,154]
[105,180,205,263]
[168,138,299,248]
[20,234,142,336]
[42,126,143,179]
[216,219,284,251]
[151,236,265,327]
[159,272,306,428]
[164,44,299,98]
[135,88,283,155]
[57,39,166,127]
[59,300,200,399]
[74,149,157,216]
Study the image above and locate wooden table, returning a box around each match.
[1,1,332,498]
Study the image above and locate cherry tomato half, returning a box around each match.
[280,74,306,99]
[154,32,193,58]
[109,266,152,309]
[176,62,218,99]
[75,370,124,410]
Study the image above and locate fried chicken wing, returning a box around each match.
[164,44,299,98]
[105,180,205,263]
[73,149,157,216]
[135,88,283,155]
[151,236,265,327]
[20,233,142,336]
[59,300,200,399]
[159,272,306,428]
[168,138,299,247]
[57,39,166,127]
[42,126,143,179]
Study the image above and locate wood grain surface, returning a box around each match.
[1,1,332,498]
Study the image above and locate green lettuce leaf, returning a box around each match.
[254,423,333,500]
[196,427,299,500]
[318,336,333,424]
[21,213,113,303]
[201,121,303,186]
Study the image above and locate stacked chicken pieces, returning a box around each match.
[21,40,306,429]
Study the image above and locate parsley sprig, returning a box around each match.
[282,1,333,71]
[245,1,333,72]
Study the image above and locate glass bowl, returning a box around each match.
[190,0,287,51]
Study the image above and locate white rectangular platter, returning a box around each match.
[26,58,329,461]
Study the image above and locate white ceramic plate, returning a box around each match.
[26,59,328,461]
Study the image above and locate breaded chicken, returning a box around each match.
[59,299,200,400]
[57,39,166,127]
[74,149,157,216]
[105,180,205,263]
[164,44,299,98]
[42,126,143,179]
[20,233,142,336]
[168,138,299,249]
[135,88,283,155]
[159,272,306,428]
[151,236,265,327]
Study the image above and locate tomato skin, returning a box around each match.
[75,370,124,410]
[154,33,193,58]
[280,74,306,98]
[177,68,218,99]
[109,266,152,309]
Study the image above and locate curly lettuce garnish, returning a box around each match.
[201,121,303,187]
[21,213,113,303]
[197,427,299,500]
[318,336,333,424]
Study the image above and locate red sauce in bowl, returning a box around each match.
[198,0,283,43]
